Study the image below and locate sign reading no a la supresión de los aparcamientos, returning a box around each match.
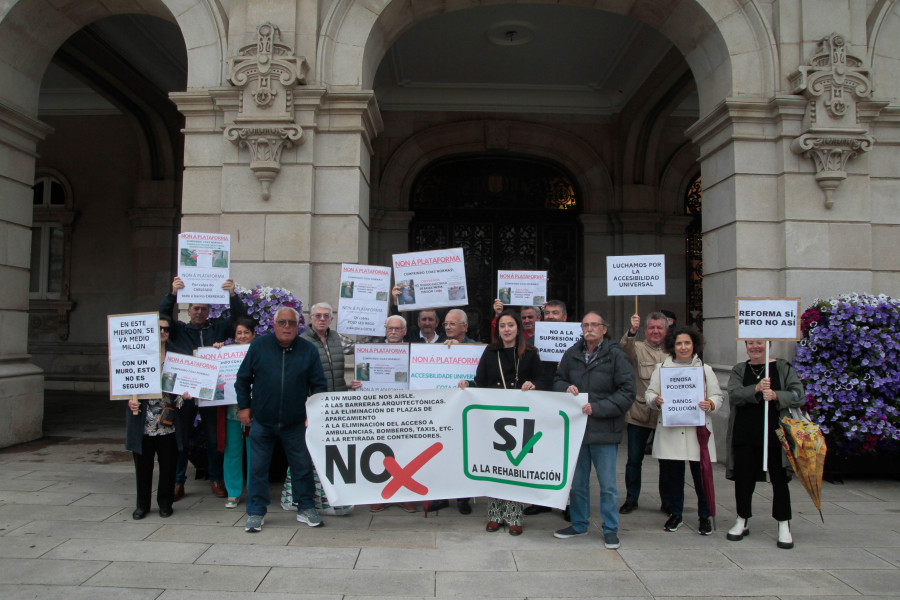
[354,343,411,391]
[408,343,485,390]
[161,353,221,405]
[177,232,231,304]
[194,344,251,406]
[659,365,706,427]
[735,297,802,340]
[392,248,468,311]
[497,270,547,307]
[337,263,393,337]
[306,388,587,508]
[606,254,666,296]
[108,312,162,400]
[533,321,583,362]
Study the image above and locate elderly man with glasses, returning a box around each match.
[553,312,635,549]
[302,302,362,392]
[236,306,328,533]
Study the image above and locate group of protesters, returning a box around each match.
[127,277,803,550]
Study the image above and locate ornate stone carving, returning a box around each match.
[789,33,877,208]
[225,23,308,200]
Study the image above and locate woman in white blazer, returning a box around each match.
[646,325,723,535]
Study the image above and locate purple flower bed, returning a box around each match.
[794,293,900,455]
[209,285,305,340]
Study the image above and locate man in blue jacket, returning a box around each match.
[552,311,635,549]
[235,306,328,532]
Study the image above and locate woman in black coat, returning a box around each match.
[125,314,188,519]
[458,310,542,535]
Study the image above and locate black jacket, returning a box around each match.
[554,338,635,445]
[471,345,546,390]
[158,292,247,354]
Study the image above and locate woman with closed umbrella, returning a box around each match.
[645,325,722,535]
[725,339,804,549]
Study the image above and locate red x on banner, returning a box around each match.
[381,442,443,499]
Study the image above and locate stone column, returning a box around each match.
[0,101,53,447]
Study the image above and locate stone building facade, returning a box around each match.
[1,0,898,448]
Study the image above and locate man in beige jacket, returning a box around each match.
[618,312,668,514]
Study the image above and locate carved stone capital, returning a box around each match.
[790,133,874,208]
[224,23,308,201]
[790,33,881,208]
[224,125,303,200]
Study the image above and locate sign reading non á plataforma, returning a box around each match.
[735,297,802,340]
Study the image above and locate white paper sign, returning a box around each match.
[161,352,221,404]
[606,254,666,296]
[735,298,802,340]
[195,344,251,406]
[408,343,485,390]
[497,270,548,307]
[177,232,231,304]
[354,344,410,391]
[533,322,582,362]
[392,248,468,311]
[307,388,587,508]
[107,312,162,399]
[337,263,392,337]
[660,366,706,427]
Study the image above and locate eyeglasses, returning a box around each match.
[386,326,405,332]
[311,314,332,320]
[582,322,607,330]
[159,326,170,332]
[275,319,299,327]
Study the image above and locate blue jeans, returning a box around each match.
[624,424,658,503]
[247,420,315,516]
[659,459,710,518]
[569,443,618,534]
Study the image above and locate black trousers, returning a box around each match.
[133,433,178,511]
[732,444,792,521]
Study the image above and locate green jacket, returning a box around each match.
[301,328,349,392]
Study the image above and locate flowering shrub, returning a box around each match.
[209,285,305,339]
[794,293,900,455]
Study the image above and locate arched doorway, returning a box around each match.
[409,155,581,340]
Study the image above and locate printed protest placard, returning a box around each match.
[195,344,251,406]
[392,248,467,311]
[354,343,410,391]
[735,297,802,340]
[660,366,706,427]
[533,322,583,362]
[497,270,547,306]
[408,343,485,390]
[177,232,231,304]
[336,263,392,337]
[108,312,162,400]
[161,353,220,403]
[606,254,666,296]
[306,388,587,508]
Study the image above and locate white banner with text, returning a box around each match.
[306,388,588,508]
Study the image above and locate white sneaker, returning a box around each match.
[726,517,749,541]
[777,520,793,549]
[225,497,239,509]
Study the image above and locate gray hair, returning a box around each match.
[310,302,334,316]
[646,312,667,325]
[520,305,541,316]
[274,306,300,321]
[385,315,407,328]
[446,308,468,324]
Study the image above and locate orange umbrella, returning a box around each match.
[775,416,827,522]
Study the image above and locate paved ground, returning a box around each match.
[2,392,900,599]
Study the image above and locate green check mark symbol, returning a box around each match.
[506,431,543,466]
